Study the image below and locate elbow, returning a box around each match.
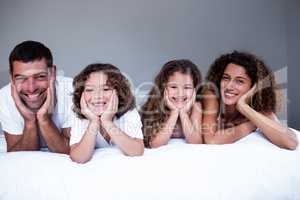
[279,130,299,150]
[125,143,144,156]
[283,138,298,150]
[69,153,91,164]
[149,140,167,149]
[204,138,218,144]
[186,136,203,144]
[203,135,218,144]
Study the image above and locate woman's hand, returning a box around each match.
[101,90,118,122]
[237,84,257,112]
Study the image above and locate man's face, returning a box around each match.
[11,58,51,111]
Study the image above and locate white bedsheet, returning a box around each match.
[0,130,300,200]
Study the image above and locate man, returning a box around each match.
[0,40,72,154]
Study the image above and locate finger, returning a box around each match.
[11,83,31,114]
[80,93,87,110]
[11,83,23,106]
[113,90,119,112]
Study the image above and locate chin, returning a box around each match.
[92,110,105,116]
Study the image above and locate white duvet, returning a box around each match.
[0,130,300,200]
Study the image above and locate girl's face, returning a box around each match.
[220,63,252,106]
[165,71,194,109]
[83,72,113,115]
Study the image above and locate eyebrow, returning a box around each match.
[85,84,110,87]
[14,72,48,78]
[223,73,249,80]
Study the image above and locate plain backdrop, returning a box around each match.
[0,0,299,130]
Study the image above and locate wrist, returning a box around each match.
[37,115,51,125]
[170,109,179,117]
[237,102,250,115]
[24,119,37,129]
[88,120,100,135]
[101,120,117,134]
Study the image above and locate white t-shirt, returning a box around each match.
[0,76,73,148]
[70,108,144,148]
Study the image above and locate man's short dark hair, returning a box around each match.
[9,40,53,74]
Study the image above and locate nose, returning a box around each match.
[24,77,38,93]
[94,89,105,100]
[178,87,185,97]
[225,80,235,90]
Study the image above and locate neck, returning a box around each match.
[223,105,240,120]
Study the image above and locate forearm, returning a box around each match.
[238,104,298,149]
[8,121,39,151]
[180,112,202,144]
[70,122,98,163]
[101,121,144,156]
[38,119,70,154]
[204,122,255,144]
[150,112,178,148]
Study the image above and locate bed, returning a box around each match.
[0,129,300,200]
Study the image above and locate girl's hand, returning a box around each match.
[180,90,196,114]
[237,84,257,111]
[101,90,118,122]
[80,94,99,122]
[164,89,180,113]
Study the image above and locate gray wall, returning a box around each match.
[287,0,300,130]
[0,0,297,127]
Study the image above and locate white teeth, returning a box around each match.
[27,93,40,99]
[172,98,187,102]
[92,102,106,106]
[225,92,236,97]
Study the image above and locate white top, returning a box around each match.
[70,108,144,148]
[0,76,73,148]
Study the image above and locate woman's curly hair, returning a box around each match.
[141,59,202,147]
[72,63,135,119]
[204,50,278,113]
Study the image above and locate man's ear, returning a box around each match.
[51,65,57,80]
[10,74,14,84]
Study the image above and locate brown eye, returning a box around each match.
[221,76,229,81]
[236,79,244,85]
[84,88,93,92]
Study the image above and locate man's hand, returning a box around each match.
[11,81,36,123]
[37,68,57,123]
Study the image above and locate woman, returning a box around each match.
[202,51,298,150]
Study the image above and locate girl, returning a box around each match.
[70,63,144,163]
[201,51,298,150]
[141,59,203,148]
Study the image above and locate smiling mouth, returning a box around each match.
[91,102,107,107]
[21,91,44,102]
[224,90,238,98]
[171,97,188,103]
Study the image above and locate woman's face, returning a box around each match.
[220,63,252,106]
[83,72,113,115]
[165,71,194,109]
